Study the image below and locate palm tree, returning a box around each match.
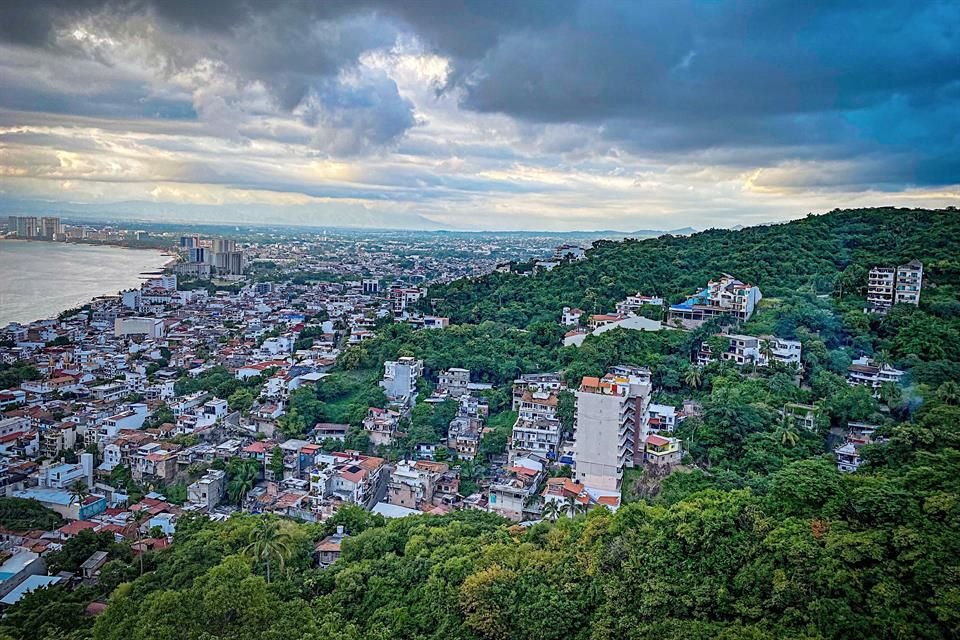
[562,495,586,518]
[874,350,892,368]
[936,381,960,406]
[132,508,148,576]
[541,499,561,521]
[760,340,775,368]
[775,416,800,448]
[684,366,703,389]
[228,461,259,507]
[69,480,90,507]
[244,517,293,584]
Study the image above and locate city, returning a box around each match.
[0,2,957,640]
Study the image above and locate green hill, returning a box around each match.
[430,207,960,326]
[6,207,960,640]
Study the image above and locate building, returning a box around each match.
[447,394,487,460]
[388,286,426,315]
[512,372,564,410]
[114,317,165,339]
[187,469,226,511]
[643,434,682,467]
[573,367,651,492]
[698,334,802,368]
[668,274,762,328]
[437,368,471,398]
[188,246,210,264]
[616,293,664,316]
[645,404,678,433]
[214,250,246,276]
[362,407,402,447]
[847,356,905,395]
[315,526,348,567]
[487,464,542,522]
[866,260,923,313]
[379,357,423,409]
[782,403,819,430]
[561,307,584,326]
[510,386,562,462]
[361,279,380,295]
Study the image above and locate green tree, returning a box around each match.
[243,517,293,584]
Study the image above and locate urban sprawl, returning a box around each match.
[0,217,923,604]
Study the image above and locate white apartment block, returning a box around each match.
[573,368,651,493]
[847,356,905,395]
[380,357,423,409]
[668,274,762,328]
[866,260,923,313]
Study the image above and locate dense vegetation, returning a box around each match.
[430,207,960,327]
[0,497,63,531]
[5,208,960,640]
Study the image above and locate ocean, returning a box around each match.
[0,241,169,326]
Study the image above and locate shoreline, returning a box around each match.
[0,242,171,327]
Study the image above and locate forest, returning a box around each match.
[2,207,959,640]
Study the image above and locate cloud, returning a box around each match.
[0,0,957,229]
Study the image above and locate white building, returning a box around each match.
[866,260,923,313]
[668,274,762,328]
[573,368,651,493]
[114,317,164,339]
[380,357,423,409]
[847,356,905,395]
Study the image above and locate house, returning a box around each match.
[487,464,543,522]
[560,307,584,326]
[782,403,819,431]
[315,525,348,568]
[645,404,678,433]
[362,407,402,447]
[615,293,664,315]
[187,469,226,511]
[668,274,762,328]
[847,356,905,395]
[643,434,682,467]
[80,550,109,581]
[437,368,471,398]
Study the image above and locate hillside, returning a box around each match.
[5,207,960,640]
[430,207,960,327]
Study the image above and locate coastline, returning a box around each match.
[0,241,171,326]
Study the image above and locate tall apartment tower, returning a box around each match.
[212,238,237,253]
[573,366,651,493]
[40,217,62,238]
[866,260,922,312]
[894,260,923,305]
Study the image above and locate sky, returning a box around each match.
[0,1,957,231]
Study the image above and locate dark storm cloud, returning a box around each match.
[1,0,957,191]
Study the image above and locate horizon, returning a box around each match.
[0,1,958,230]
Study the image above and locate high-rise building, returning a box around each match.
[9,216,40,238]
[179,235,199,249]
[362,278,380,295]
[40,216,61,239]
[214,250,246,275]
[866,260,922,312]
[189,246,209,264]
[212,238,237,253]
[572,366,651,492]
